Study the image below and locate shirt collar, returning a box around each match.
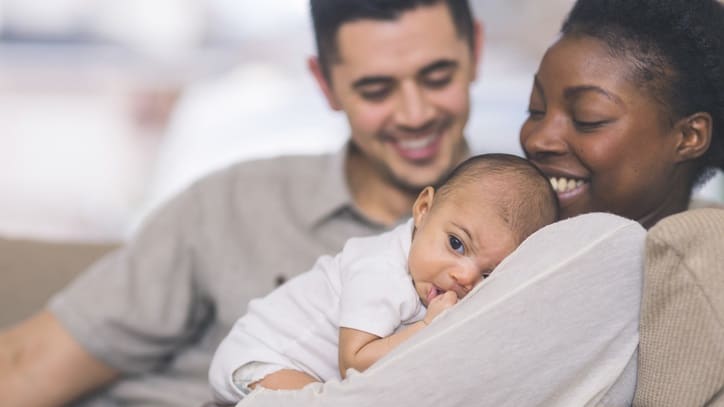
[301,143,360,229]
[301,141,473,230]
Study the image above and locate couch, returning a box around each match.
[1,209,723,405]
[0,238,116,328]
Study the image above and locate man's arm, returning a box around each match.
[338,291,457,377]
[0,310,119,407]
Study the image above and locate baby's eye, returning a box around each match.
[448,235,464,254]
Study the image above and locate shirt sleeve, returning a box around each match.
[48,182,209,374]
[338,257,421,338]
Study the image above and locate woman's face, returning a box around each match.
[520,34,688,227]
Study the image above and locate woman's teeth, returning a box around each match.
[550,177,584,193]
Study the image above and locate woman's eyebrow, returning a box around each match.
[564,85,623,105]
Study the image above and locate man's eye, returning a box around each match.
[423,75,452,89]
[448,235,464,254]
[359,87,391,101]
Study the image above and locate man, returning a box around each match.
[0,1,481,405]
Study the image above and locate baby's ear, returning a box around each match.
[412,187,436,226]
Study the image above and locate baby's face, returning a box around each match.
[408,186,518,306]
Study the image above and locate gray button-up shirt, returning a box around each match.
[50,147,400,406]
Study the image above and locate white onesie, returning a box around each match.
[209,218,426,403]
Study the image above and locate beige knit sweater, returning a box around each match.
[634,208,724,406]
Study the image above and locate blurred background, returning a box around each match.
[1,0,722,242]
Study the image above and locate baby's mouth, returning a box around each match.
[427,285,443,304]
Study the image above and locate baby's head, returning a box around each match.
[408,153,558,306]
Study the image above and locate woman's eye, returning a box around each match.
[573,118,611,131]
[448,235,464,254]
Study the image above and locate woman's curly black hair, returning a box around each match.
[562,0,724,186]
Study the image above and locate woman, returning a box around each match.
[520,0,724,229]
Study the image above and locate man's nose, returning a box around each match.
[520,114,569,161]
[394,82,435,130]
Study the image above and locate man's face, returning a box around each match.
[314,3,480,191]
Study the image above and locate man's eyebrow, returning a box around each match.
[564,85,623,105]
[352,76,394,89]
[419,59,458,76]
[351,60,459,89]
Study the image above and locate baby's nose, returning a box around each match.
[451,266,481,291]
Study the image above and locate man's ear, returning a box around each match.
[673,112,712,163]
[308,56,342,111]
[412,187,436,227]
[470,21,484,82]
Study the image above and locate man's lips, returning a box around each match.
[391,132,443,161]
[382,118,451,162]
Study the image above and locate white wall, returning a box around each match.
[0,0,721,241]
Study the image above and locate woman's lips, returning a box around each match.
[549,176,589,201]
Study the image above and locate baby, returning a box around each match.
[209,153,558,403]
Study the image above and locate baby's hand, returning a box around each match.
[423,290,458,325]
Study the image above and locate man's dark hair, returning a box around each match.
[562,0,724,187]
[310,0,475,81]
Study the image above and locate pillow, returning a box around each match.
[238,213,646,407]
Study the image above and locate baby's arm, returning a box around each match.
[248,369,318,391]
[338,290,457,377]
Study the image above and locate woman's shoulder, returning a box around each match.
[688,198,724,210]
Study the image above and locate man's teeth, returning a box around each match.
[398,133,438,150]
[550,177,584,192]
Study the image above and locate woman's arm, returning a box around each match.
[338,290,457,377]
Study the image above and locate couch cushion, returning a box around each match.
[0,237,117,328]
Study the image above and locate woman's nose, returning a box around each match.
[520,114,569,161]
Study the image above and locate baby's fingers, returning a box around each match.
[439,290,458,307]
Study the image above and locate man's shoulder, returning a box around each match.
[233,153,335,172]
[195,152,336,191]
